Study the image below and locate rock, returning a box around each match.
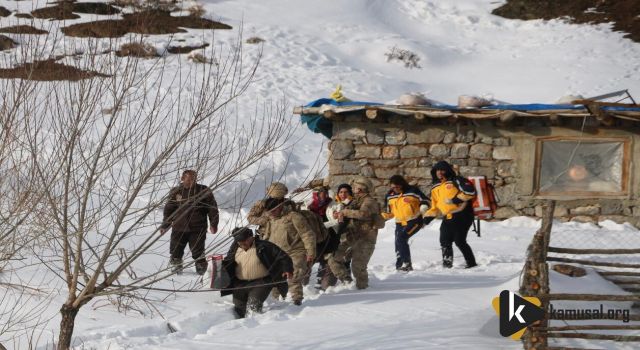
[360,166,375,177]
[552,264,586,278]
[366,129,385,144]
[634,207,640,217]
[400,145,428,158]
[496,161,515,177]
[570,206,600,216]
[493,146,517,160]
[369,159,403,167]
[334,124,365,140]
[469,144,493,159]
[385,129,406,145]
[404,167,429,179]
[479,160,494,167]
[494,207,520,219]
[406,128,445,144]
[535,204,568,218]
[467,159,479,166]
[330,160,361,174]
[354,145,381,159]
[449,159,467,166]
[443,132,456,144]
[429,144,449,158]
[418,157,435,167]
[571,216,596,223]
[382,146,399,159]
[0,35,17,51]
[459,166,495,179]
[0,6,10,17]
[599,201,624,215]
[330,140,354,160]
[450,143,469,158]
[480,137,493,144]
[493,137,510,146]
[464,130,475,143]
[375,167,400,179]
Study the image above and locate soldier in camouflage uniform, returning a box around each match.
[328,176,381,290]
[247,182,288,236]
[262,198,316,305]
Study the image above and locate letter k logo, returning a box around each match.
[492,290,545,340]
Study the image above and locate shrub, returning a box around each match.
[384,46,422,69]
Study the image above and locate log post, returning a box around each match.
[520,200,555,350]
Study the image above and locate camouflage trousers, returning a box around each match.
[287,252,309,302]
[328,231,377,289]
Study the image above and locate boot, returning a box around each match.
[195,258,208,275]
[398,262,413,272]
[441,247,453,269]
[170,258,183,274]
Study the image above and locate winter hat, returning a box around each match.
[350,176,373,193]
[264,197,285,211]
[430,161,456,184]
[231,227,253,242]
[336,183,353,196]
[266,182,288,199]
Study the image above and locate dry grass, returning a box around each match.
[246,36,265,44]
[0,59,109,81]
[116,42,158,58]
[187,52,213,64]
[186,4,205,17]
[384,45,421,69]
[62,9,231,38]
[0,25,48,35]
[167,43,209,54]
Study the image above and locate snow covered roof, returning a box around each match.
[293,98,640,138]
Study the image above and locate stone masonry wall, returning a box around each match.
[327,119,640,227]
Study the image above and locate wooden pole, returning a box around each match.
[548,247,640,255]
[548,332,640,341]
[538,325,640,331]
[544,293,640,302]
[520,200,555,350]
[547,257,640,269]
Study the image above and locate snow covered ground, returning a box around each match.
[12,217,635,350]
[1,0,640,349]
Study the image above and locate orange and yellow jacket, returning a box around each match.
[425,177,476,220]
[382,186,429,225]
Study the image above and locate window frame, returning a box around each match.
[533,136,631,198]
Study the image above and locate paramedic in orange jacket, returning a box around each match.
[382,175,429,272]
[423,161,478,269]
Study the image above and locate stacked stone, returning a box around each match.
[328,123,516,208]
[327,121,640,227]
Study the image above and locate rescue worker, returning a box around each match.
[161,170,218,275]
[382,175,429,272]
[247,182,288,236]
[423,161,478,269]
[328,177,382,290]
[262,198,316,305]
[221,227,293,318]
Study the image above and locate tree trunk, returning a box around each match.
[57,304,79,350]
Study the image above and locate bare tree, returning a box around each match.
[14,31,294,349]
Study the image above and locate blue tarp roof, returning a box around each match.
[299,99,640,139]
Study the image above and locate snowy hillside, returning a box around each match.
[1,0,640,349]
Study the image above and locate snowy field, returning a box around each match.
[1,0,640,349]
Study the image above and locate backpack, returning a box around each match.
[467,176,498,219]
[295,208,340,257]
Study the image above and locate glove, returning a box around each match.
[422,216,434,226]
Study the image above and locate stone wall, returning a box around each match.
[326,118,640,227]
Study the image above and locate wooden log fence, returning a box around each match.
[520,199,640,349]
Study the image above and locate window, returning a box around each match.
[535,137,630,196]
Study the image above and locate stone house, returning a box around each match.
[294,100,640,226]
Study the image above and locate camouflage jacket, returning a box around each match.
[263,204,316,257]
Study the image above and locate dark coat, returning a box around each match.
[220,238,293,297]
[162,183,219,232]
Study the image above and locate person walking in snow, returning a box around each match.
[382,175,429,272]
[328,177,383,290]
[247,182,288,236]
[161,170,219,275]
[221,227,293,318]
[262,198,316,305]
[306,185,332,221]
[423,161,477,269]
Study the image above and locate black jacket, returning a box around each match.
[220,238,293,297]
[162,183,219,232]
